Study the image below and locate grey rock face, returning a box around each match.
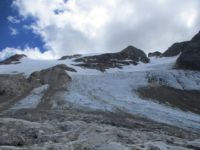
[0,75,30,97]
[138,85,200,114]
[59,54,82,60]
[192,31,200,42]
[148,51,162,57]
[0,64,72,111]
[162,42,188,57]
[175,31,200,71]
[0,54,27,65]
[0,74,31,111]
[55,64,77,72]
[28,64,72,90]
[162,31,200,57]
[162,31,200,71]
[74,46,149,72]
[176,49,200,71]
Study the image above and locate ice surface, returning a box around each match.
[63,72,200,131]
[11,85,48,109]
[1,56,200,130]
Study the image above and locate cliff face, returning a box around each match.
[162,31,200,57]
[162,31,200,71]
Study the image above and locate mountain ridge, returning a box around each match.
[0,32,200,149]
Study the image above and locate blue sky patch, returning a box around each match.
[0,0,46,52]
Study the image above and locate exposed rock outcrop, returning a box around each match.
[28,64,72,90]
[0,74,32,111]
[148,51,162,57]
[192,30,200,41]
[0,54,27,65]
[138,86,200,114]
[0,64,72,111]
[175,31,200,71]
[175,49,200,71]
[74,46,149,72]
[162,42,187,57]
[59,54,82,60]
[0,75,30,97]
[162,31,200,57]
[162,31,200,71]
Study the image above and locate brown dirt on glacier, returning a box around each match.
[137,86,200,114]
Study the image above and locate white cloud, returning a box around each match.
[0,47,57,61]
[12,0,200,56]
[7,16,20,24]
[9,27,19,36]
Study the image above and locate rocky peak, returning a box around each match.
[162,42,187,57]
[162,31,200,57]
[191,31,200,42]
[175,48,200,71]
[120,45,138,54]
[161,30,200,70]
[148,51,162,57]
[119,45,149,62]
[0,54,27,65]
[74,46,149,72]
[59,54,82,60]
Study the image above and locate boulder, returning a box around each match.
[148,51,162,57]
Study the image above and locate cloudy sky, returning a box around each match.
[0,0,200,59]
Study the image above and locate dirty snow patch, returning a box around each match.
[11,85,48,109]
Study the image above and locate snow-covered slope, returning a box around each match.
[1,56,200,131]
[0,55,177,76]
[1,55,200,149]
[61,71,200,131]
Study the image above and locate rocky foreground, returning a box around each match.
[0,31,200,150]
[0,109,200,150]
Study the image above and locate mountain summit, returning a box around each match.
[163,31,200,57]
[73,46,149,72]
[162,31,200,70]
[191,31,200,42]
